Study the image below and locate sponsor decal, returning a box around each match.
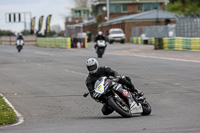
[104,81,109,87]
[98,85,101,89]
[129,99,132,104]
[116,84,121,90]
[105,85,108,90]
[113,84,118,89]
[122,90,129,97]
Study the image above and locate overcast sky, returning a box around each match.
[0,0,75,33]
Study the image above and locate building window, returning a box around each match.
[110,4,121,13]
[83,11,88,17]
[75,10,81,17]
[138,4,143,12]
[152,3,159,9]
[138,3,160,12]
[122,4,128,12]
[98,6,102,15]
[144,4,151,11]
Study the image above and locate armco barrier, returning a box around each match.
[36,37,87,49]
[148,38,155,45]
[130,37,142,44]
[130,37,200,51]
[36,37,71,48]
[154,38,163,50]
[190,38,200,51]
[130,37,133,43]
[130,37,155,45]
[163,37,200,51]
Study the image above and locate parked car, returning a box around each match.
[107,28,125,44]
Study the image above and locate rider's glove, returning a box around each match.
[92,92,101,99]
[113,75,122,82]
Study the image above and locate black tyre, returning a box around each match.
[97,49,104,58]
[17,46,22,52]
[140,100,151,116]
[121,40,125,44]
[108,97,132,118]
[98,54,102,58]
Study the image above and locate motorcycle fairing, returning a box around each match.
[94,77,107,94]
[97,40,106,47]
[16,39,24,46]
[94,76,143,114]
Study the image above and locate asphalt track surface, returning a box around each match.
[0,43,200,133]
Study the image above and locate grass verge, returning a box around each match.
[0,95,17,125]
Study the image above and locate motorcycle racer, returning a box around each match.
[94,31,106,49]
[85,58,142,115]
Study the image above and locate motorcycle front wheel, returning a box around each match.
[97,49,104,58]
[108,97,132,118]
[18,48,21,52]
[140,100,151,116]
[17,46,22,52]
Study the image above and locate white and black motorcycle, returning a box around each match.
[83,76,151,118]
[95,40,107,58]
[16,39,24,52]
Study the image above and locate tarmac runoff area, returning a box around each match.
[106,44,200,63]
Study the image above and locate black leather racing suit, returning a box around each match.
[85,66,137,115]
[16,36,24,40]
[94,35,106,49]
[95,35,106,42]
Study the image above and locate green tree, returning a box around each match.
[0,30,13,36]
[21,30,30,35]
[168,0,200,15]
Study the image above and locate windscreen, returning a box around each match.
[111,30,123,34]
[94,77,104,89]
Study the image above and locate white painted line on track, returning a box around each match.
[36,63,45,67]
[35,51,55,56]
[0,93,24,128]
[109,53,200,63]
[65,69,87,77]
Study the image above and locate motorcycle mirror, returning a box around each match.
[83,91,89,97]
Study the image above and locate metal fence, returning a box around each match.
[176,15,200,37]
[65,25,83,38]
[132,15,200,38]
[132,24,176,38]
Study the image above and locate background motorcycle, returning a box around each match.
[95,40,106,58]
[83,76,151,118]
[16,39,24,52]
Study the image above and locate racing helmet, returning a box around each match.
[86,58,99,74]
[98,31,103,35]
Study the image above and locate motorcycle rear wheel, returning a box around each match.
[108,97,132,118]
